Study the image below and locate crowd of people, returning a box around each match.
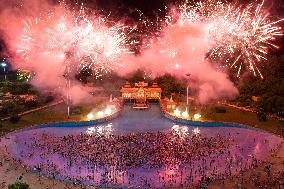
[6,129,282,188]
[34,131,232,169]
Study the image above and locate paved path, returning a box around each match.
[0,140,81,189]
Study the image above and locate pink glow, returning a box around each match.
[4,0,283,104]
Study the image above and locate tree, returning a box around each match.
[0,101,18,116]
[127,69,149,84]
[155,74,186,98]
[8,181,30,189]
[235,53,284,114]
[1,82,35,95]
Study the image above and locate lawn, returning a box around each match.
[201,105,284,137]
[171,102,284,137]
[0,102,101,136]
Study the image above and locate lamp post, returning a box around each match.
[185,73,191,112]
[66,67,71,119]
[1,62,7,81]
[64,52,72,119]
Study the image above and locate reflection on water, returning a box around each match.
[193,127,200,135]
[171,125,201,138]
[86,123,113,136]
[171,124,189,138]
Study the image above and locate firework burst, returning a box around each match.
[16,2,132,78]
[163,0,283,78]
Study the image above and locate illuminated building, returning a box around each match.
[120,81,162,108]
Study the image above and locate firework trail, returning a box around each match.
[15,0,283,79]
[16,2,133,78]
[159,0,283,78]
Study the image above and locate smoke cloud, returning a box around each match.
[0,0,238,104]
[0,0,94,104]
[120,22,238,103]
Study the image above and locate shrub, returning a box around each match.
[1,101,18,115]
[44,95,54,103]
[215,106,227,113]
[71,106,83,115]
[9,114,21,124]
[257,111,267,122]
[8,181,30,189]
[25,100,38,108]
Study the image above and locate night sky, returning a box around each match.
[61,0,284,55]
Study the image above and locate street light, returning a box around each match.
[174,109,181,117]
[185,73,191,112]
[193,113,201,120]
[87,112,94,120]
[97,111,104,118]
[105,108,112,115]
[182,110,189,118]
[1,62,7,81]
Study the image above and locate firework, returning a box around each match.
[162,0,283,78]
[16,0,283,79]
[16,3,132,78]
[16,17,46,62]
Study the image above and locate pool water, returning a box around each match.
[2,104,283,188]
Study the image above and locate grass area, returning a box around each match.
[0,102,102,136]
[184,104,284,137]
[206,106,283,135]
[170,102,284,137]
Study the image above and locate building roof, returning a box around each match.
[135,81,148,87]
[152,82,159,88]
[123,81,131,88]
[120,87,162,93]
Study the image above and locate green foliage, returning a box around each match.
[215,106,227,113]
[236,54,284,114]
[0,81,42,117]
[155,74,186,98]
[0,101,19,116]
[235,94,252,106]
[8,181,30,189]
[13,96,25,105]
[71,106,83,115]
[0,82,35,95]
[257,111,267,122]
[257,95,284,114]
[127,69,149,84]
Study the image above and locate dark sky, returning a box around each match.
[78,0,284,18]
